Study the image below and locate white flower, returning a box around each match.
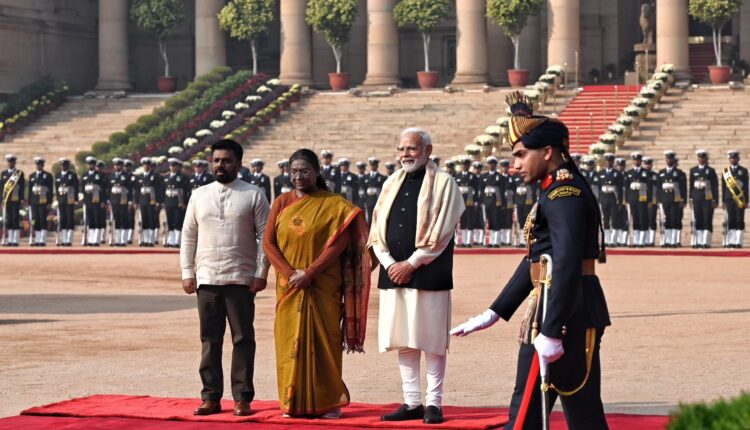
[631,97,650,107]
[473,134,497,146]
[234,102,250,111]
[134,166,145,175]
[608,124,625,135]
[484,125,502,137]
[183,137,198,148]
[599,133,618,144]
[523,89,540,100]
[155,155,167,164]
[589,142,613,155]
[546,65,563,76]
[222,110,236,120]
[196,129,213,138]
[257,85,271,94]
[535,81,551,92]
[464,144,482,156]
[660,64,675,74]
[624,106,643,116]
[639,87,656,98]
[539,73,557,84]
[168,146,183,155]
[496,116,510,127]
[210,120,226,129]
[267,78,281,86]
[616,116,634,126]
[245,95,262,103]
[652,72,670,83]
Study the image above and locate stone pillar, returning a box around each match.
[656,0,690,79]
[520,14,542,80]
[279,0,313,86]
[195,0,227,77]
[547,0,580,77]
[741,1,750,76]
[95,0,131,90]
[487,19,514,86]
[452,0,488,85]
[362,0,400,87]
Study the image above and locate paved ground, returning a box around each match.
[1,252,747,418]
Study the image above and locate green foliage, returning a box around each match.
[130,0,185,41]
[218,0,276,42]
[668,392,750,430]
[125,122,146,136]
[91,141,113,155]
[393,0,451,33]
[108,132,129,147]
[0,75,59,120]
[688,0,744,27]
[305,0,358,49]
[136,113,161,130]
[486,0,544,38]
[75,150,94,167]
[186,80,211,94]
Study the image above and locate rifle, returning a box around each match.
[55,204,61,246]
[722,208,728,248]
[108,203,115,246]
[658,203,666,246]
[690,201,696,247]
[81,205,88,246]
[28,205,34,245]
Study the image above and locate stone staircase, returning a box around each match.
[1,95,166,173]
[242,89,575,167]
[620,85,750,247]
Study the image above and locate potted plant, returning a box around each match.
[306,0,358,91]
[464,144,482,160]
[689,0,744,84]
[218,0,276,76]
[131,0,185,93]
[474,134,497,157]
[393,0,451,89]
[487,0,544,87]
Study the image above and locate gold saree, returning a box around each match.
[273,191,370,416]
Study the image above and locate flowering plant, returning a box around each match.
[535,81,551,93]
[639,87,656,98]
[464,144,482,156]
[222,110,236,120]
[660,64,675,74]
[523,89,540,100]
[546,65,563,76]
[168,146,183,155]
[589,142,612,155]
[496,116,509,127]
[210,120,226,129]
[473,134,497,146]
[539,73,557,85]
[599,133,617,144]
[652,72,670,83]
[484,125,502,137]
[183,137,198,147]
[257,85,271,94]
[608,124,625,135]
[624,106,644,117]
[616,116,633,126]
[234,102,249,110]
[196,129,213,137]
[631,97,650,108]
[246,95,262,103]
[267,78,281,86]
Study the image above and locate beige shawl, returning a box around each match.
[367,160,465,255]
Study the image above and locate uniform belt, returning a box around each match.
[530,258,596,282]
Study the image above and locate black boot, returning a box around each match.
[380,404,424,421]
[423,405,444,424]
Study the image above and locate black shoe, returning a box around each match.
[380,404,424,421]
[423,405,444,424]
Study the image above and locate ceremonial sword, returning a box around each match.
[539,254,553,430]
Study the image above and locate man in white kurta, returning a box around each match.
[368,128,464,425]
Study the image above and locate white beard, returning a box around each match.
[401,153,428,173]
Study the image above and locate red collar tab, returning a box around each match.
[541,174,554,191]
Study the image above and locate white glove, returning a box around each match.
[533,333,564,378]
[450,309,500,337]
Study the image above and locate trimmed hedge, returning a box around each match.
[667,392,750,430]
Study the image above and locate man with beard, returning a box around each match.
[28,157,53,246]
[369,128,464,425]
[81,156,107,246]
[181,138,269,417]
[498,159,515,246]
[471,161,486,246]
[481,156,504,248]
[512,167,539,248]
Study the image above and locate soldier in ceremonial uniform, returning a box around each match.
[81,156,107,246]
[624,152,651,247]
[498,159,516,246]
[471,161,486,246]
[320,150,340,192]
[455,157,478,247]
[445,160,456,176]
[385,161,396,177]
[337,158,359,203]
[658,150,687,247]
[163,158,191,247]
[247,159,271,202]
[689,150,719,248]
[481,157,504,247]
[28,157,53,246]
[95,160,110,244]
[642,157,659,246]
[55,158,78,246]
[513,169,539,248]
[136,157,162,247]
[123,159,138,244]
[570,152,582,169]
[363,157,387,224]
[452,92,610,430]
[355,160,367,210]
[1,154,25,246]
[190,159,214,192]
[581,156,598,198]
[613,158,629,246]
[238,164,253,183]
[430,155,441,168]
[272,159,291,200]
[596,153,622,246]
[108,158,134,246]
[722,150,748,248]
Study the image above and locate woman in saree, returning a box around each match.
[263,148,371,418]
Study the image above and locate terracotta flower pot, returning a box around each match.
[417,71,440,89]
[708,65,731,85]
[157,76,177,93]
[507,69,530,87]
[328,73,350,91]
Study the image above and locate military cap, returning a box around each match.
[486,156,499,164]
[59,157,70,164]
[112,157,123,165]
[461,157,472,165]
[505,91,569,151]
[663,150,676,159]
[277,159,289,167]
[96,160,105,167]
[355,161,366,168]
[124,159,135,167]
[368,157,380,165]
[5,154,17,162]
[338,158,350,166]
[727,150,740,159]
[168,157,182,165]
[85,156,97,164]
[696,149,708,158]
[583,156,596,165]
[472,161,484,169]
[34,156,45,163]
[445,160,456,167]
[321,150,334,158]
[191,159,202,166]
[615,157,626,165]
[603,153,615,161]
[630,151,643,160]
[140,157,152,165]
[570,152,582,161]
[249,158,263,167]
[499,159,510,167]
[430,155,441,163]
[642,156,653,164]
[384,161,395,169]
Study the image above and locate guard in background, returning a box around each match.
[123,159,138,244]
[481,156,504,247]
[385,161,396,177]
[1,154,25,246]
[658,150,687,247]
[499,159,515,246]
[28,157,53,246]
[624,152,651,247]
[613,158,629,246]
[430,154,441,168]
[581,156,599,199]
[337,158,358,203]
[596,153,622,246]
[363,157,386,224]
[163,158,191,248]
[689,150,719,248]
[355,160,367,210]
[272,159,291,200]
[722,150,748,248]
[81,156,107,246]
[55,157,78,246]
[455,157,478,247]
[513,170,538,248]
[136,157,162,247]
[445,160,456,176]
[109,158,134,247]
[190,159,214,192]
[642,157,659,246]
[95,160,110,244]
[320,150,340,192]
[470,160,486,246]
[248,159,271,203]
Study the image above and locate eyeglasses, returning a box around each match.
[290,169,313,178]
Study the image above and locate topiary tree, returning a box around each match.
[218,0,276,75]
[393,0,451,73]
[305,0,359,74]
[130,0,185,77]
[688,0,744,66]
[487,0,544,70]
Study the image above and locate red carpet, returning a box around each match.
[11,395,669,429]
